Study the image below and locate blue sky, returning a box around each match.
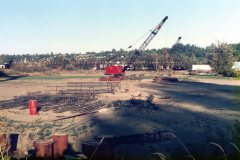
[0,0,239,54]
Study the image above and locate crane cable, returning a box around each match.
[125,23,159,51]
[122,23,160,66]
[107,28,152,63]
[126,29,150,50]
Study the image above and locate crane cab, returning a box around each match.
[105,65,125,75]
[99,65,125,81]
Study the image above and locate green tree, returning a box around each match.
[231,43,240,61]
[208,42,235,77]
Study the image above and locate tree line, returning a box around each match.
[0,42,240,76]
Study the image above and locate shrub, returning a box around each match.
[11,63,49,73]
[65,64,75,70]
[208,42,234,77]
[235,70,240,78]
[219,69,237,77]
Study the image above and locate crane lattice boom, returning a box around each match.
[138,16,168,51]
[123,16,168,71]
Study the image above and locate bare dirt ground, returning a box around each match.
[0,72,240,159]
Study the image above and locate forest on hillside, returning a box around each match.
[0,43,240,72]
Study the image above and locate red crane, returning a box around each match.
[100,16,168,81]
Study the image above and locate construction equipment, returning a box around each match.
[171,36,186,70]
[99,16,168,81]
[162,36,182,69]
[174,36,181,46]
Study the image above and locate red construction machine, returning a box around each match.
[99,16,168,81]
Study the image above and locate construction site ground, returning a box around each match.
[0,71,240,159]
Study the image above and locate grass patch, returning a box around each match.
[13,75,101,80]
[190,75,232,80]
[0,75,155,81]
[143,76,154,79]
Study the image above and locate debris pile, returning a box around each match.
[0,81,122,114]
[153,76,179,83]
[0,93,104,114]
[111,95,158,111]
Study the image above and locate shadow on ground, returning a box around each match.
[87,81,240,160]
[0,75,26,82]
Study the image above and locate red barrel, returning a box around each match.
[0,134,9,151]
[28,100,38,115]
[52,134,68,158]
[0,134,7,148]
[34,140,54,158]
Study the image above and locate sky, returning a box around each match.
[0,0,239,54]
